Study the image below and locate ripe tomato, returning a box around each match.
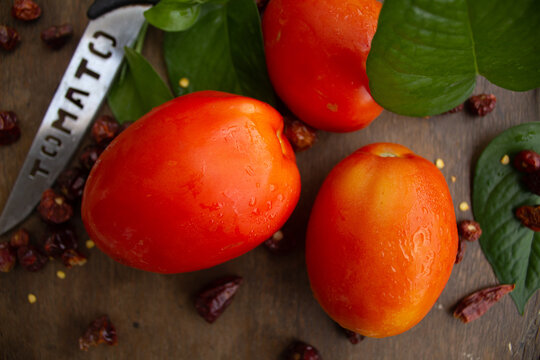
[262,0,383,133]
[306,143,458,337]
[82,91,301,274]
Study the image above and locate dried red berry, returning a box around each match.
[455,239,466,264]
[343,328,365,345]
[56,167,87,201]
[79,144,104,171]
[284,341,322,360]
[195,275,243,323]
[515,205,540,232]
[43,225,78,258]
[17,245,48,272]
[61,249,87,268]
[453,284,515,323]
[37,189,73,224]
[12,0,42,21]
[0,243,16,272]
[264,229,296,254]
[0,111,21,146]
[513,150,540,174]
[79,315,118,351]
[0,25,20,51]
[40,24,73,50]
[283,118,317,152]
[10,228,29,248]
[467,94,496,116]
[458,220,482,242]
[523,171,540,196]
[91,115,120,145]
[443,103,464,114]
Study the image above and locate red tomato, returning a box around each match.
[82,91,301,274]
[262,0,383,133]
[306,143,458,337]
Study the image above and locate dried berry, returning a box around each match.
[284,341,322,360]
[43,225,78,258]
[91,115,120,145]
[79,144,104,172]
[467,94,496,116]
[523,171,540,196]
[515,205,540,232]
[455,239,466,264]
[12,0,42,21]
[283,118,317,152]
[61,249,87,268]
[0,243,16,272]
[37,189,73,224]
[443,103,464,114]
[458,220,482,242]
[79,315,118,351]
[513,150,540,174]
[17,245,48,272]
[40,24,73,50]
[56,167,87,201]
[10,228,29,248]
[195,275,243,323]
[343,328,365,345]
[0,25,20,51]
[0,111,21,146]
[264,229,296,254]
[453,284,515,323]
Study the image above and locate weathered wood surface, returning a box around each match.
[1,1,539,359]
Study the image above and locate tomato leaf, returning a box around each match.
[367,0,540,116]
[163,0,277,106]
[473,122,540,314]
[144,0,203,32]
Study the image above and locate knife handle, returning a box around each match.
[87,0,159,19]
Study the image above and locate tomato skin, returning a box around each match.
[306,143,458,338]
[262,0,383,133]
[82,91,301,274]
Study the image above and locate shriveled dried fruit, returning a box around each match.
[195,275,243,323]
[513,150,540,174]
[10,228,29,248]
[41,24,73,50]
[458,220,482,242]
[0,243,16,272]
[343,328,365,345]
[91,115,120,145]
[61,249,87,268]
[284,341,322,360]
[455,239,466,264]
[0,111,21,146]
[467,94,496,116]
[264,229,296,254]
[443,103,464,114]
[523,171,540,196]
[17,245,48,272]
[453,284,515,323]
[37,189,73,224]
[283,118,317,152]
[79,144,104,172]
[515,205,540,232]
[56,167,87,201]
[12,0,42,21]
[79,315,118,351]
[0,25,20,51]
[43,225,78,258]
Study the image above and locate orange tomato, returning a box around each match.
[306,143,458,337]
[262,0,383,132]
[82,91,301,274]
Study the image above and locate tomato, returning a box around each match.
[262,0,383,133]
[306,143,458,337]
[82,91,301,274]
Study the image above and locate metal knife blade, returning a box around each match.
[0,5,151,235]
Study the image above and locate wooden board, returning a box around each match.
[1,1,539,359]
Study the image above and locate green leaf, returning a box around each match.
[144,0,203,32]
[367,0,540,116]
[108,47,173,123]
[473,122,540,314]
[163,0,277,106]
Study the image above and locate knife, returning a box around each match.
[0,0,159,235]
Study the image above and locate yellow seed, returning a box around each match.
[179,77,190,88]
[56,270,66,279]
[459,202,470,211]
[435,158,445,169]
[500,154,510,165]
[28,293,37,304]
[451,176,457,183]
[272,230,284,241]
[86,240,95,249]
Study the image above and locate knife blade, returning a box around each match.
[0,2,156,235]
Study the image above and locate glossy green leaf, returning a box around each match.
[163,0,276,106]
[367,0,540,116]
[473,122,540,314]
[144,0,203,32]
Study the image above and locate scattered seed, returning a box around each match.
[500,154,510,165]
[451,176,457,183]
[459,202,470,212]
[435,158,445,169]
[86,240,95,249]
[508,343,512,353]
[27,293,37,304]
[56,270,66,279]
[179,77,190,88]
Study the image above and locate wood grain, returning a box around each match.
[1,1,539,359]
